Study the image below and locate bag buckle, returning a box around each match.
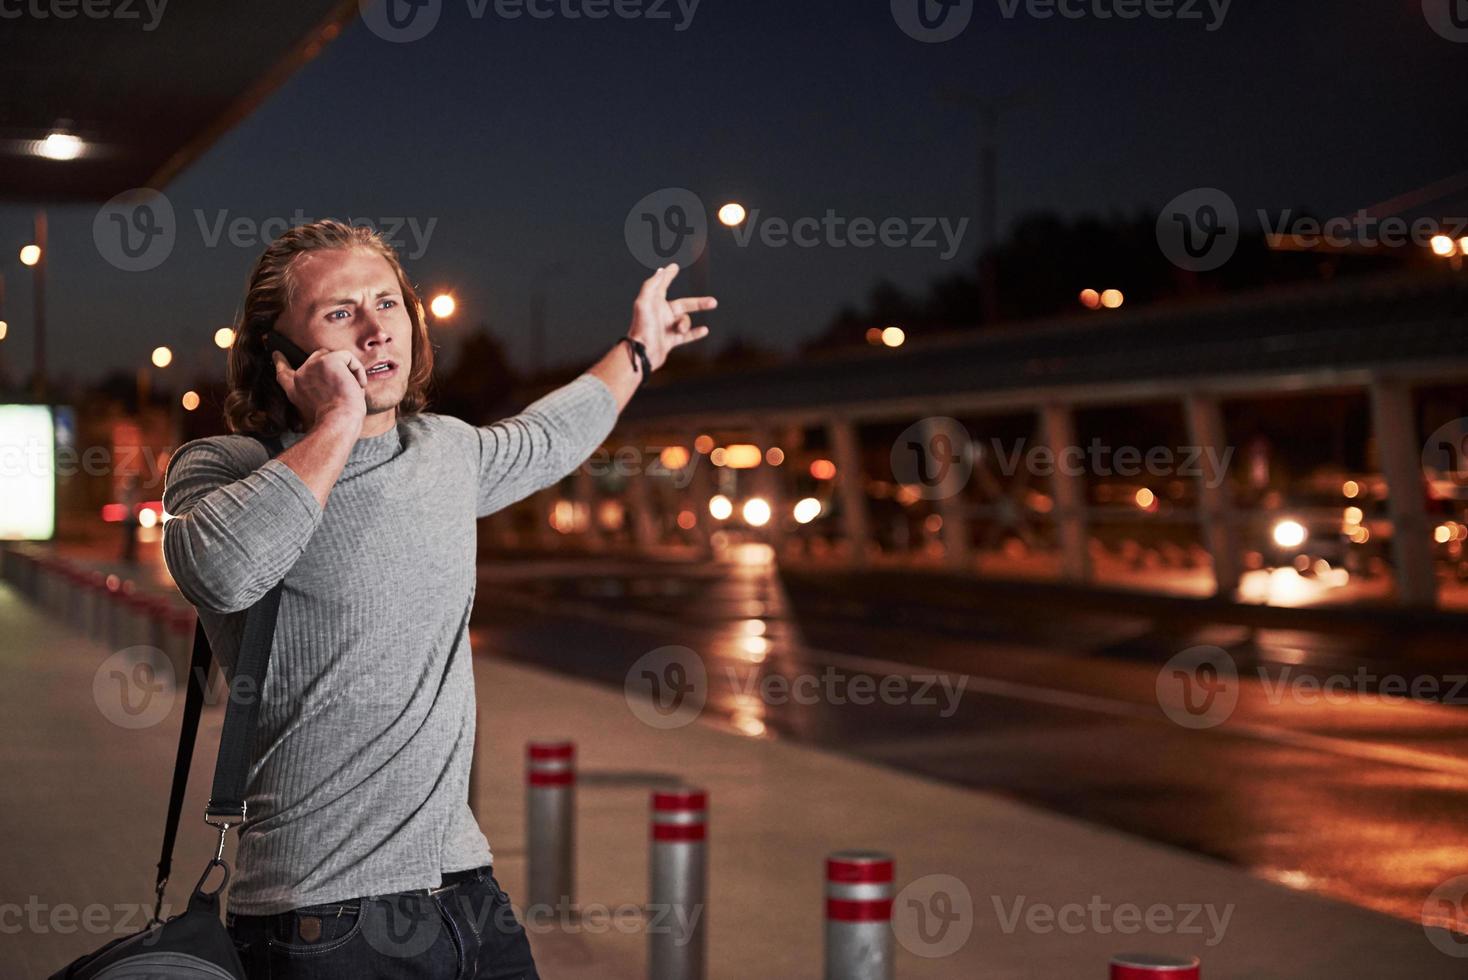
[204,803,247,862]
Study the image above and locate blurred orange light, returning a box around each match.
[694,434,715,454]
[809,458,836,480]
[181,390,201,411]
[676,509,697,530]
[660,446,691,471]
[1430,234,1456,257]
[1135,487,1155,509]
[880,326,905,347]
[1079,288,1101,310]
[722,444,763,469]
[765,447,784,466]
[1101,289,1124,309]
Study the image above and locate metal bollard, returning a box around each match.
[649,788,707,980]
[1110,954,1201,979]
[526,740,576,915]
[824,851,894,980]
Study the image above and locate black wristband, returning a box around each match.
[622,336,652,377]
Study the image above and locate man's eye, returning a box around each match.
[379,299,398,310]
[326,309,350,321]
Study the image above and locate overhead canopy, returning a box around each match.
[0,1,357,202]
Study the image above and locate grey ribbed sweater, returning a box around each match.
[161,373,618,916]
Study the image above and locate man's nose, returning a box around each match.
[360,311,392,349]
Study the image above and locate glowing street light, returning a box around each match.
[1079,288,1101,310]
[1430,234,1456,257]
[19,245,41,267]
[0,321,7,342]
[743,497,772,527]
[214,327,235,349]
[709,494,733,520]
[1100,288,1125,309]
[880,325,905,347]
[430,293,456,318]
[181,390,201,411]
[35,131,85,161]
[1272,519,1307,549]
[718,202,748,227]
[151,346,173,368]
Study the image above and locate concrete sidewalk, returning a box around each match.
[0,576,1461,979]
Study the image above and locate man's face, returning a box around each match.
[278,247,414,417]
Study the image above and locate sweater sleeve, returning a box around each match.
[162,437,324,614]
[473,372,620,518]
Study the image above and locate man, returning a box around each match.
[161,219,713,979]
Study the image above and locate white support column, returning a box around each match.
[623,441,660,553]
[573,464,606,552]
[1184,395,1242,599]
[917,415,971,567]
[1039,403,1090,583]
[827,418,871,567]
[1369,378,1437,607]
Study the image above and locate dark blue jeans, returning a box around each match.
[226,865,540,980]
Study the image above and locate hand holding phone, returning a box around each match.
[264,330,310,369]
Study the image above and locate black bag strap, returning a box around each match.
[152,433,287,924]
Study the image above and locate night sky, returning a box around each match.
[1,0,1464,387]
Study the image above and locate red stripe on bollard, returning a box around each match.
[527,742,575,760]
[827,858,895,883]
[1110,954,1201,979]
[826,898,894,922]
[652,789,707,811]
[528,771,574,786]
[651,823,707,842]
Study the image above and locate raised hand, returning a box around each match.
[627,263,716,372]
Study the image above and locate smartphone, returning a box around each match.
[263,330,310,370]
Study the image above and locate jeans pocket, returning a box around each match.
[267,901,364,956]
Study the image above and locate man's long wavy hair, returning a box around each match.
[223,220,434,436]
